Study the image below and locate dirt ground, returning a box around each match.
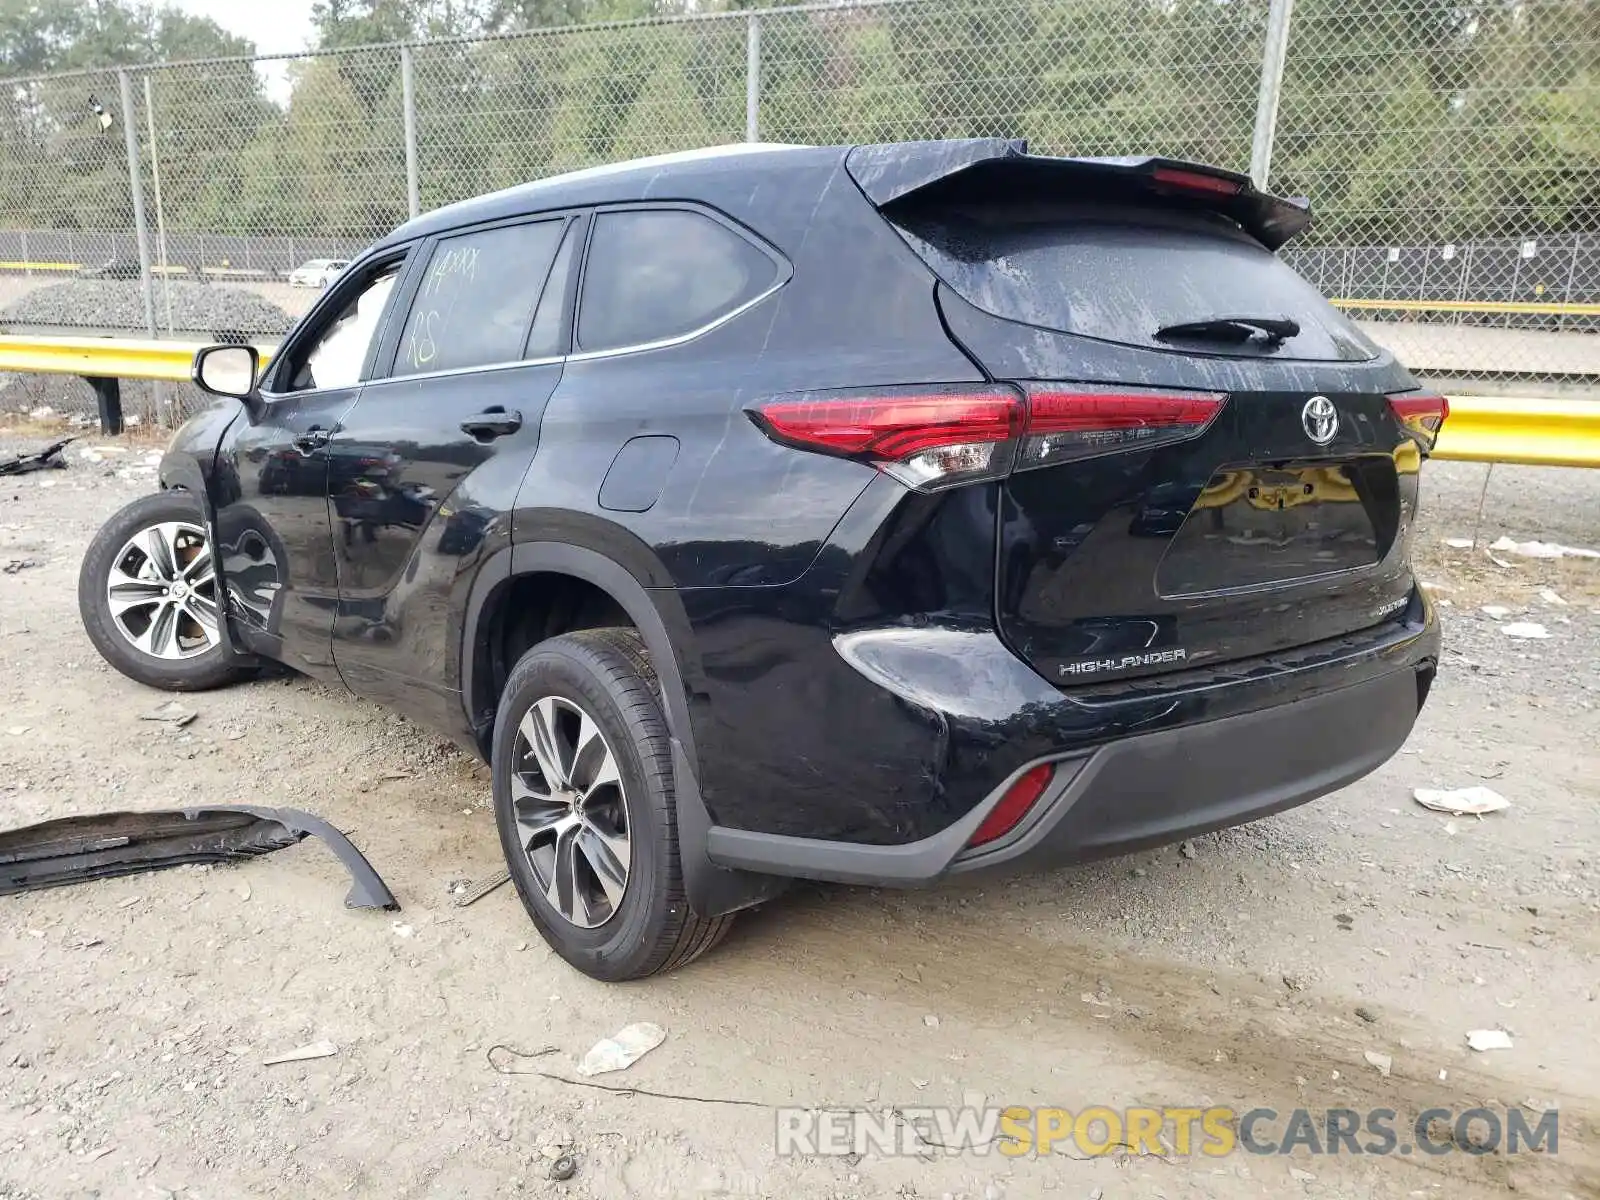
[1,428,1597,1200]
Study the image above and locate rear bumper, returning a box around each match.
[704,596,1438,887]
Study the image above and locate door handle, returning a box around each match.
[460,408,523,440]
[294,425,335,453]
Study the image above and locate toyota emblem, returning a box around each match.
[1302,395,1338,445]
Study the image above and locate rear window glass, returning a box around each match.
[395,218,566,376]
[891,202,1376,362]
[577,209,779,353]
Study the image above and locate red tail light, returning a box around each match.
[969,763,1055,848]
[1019,384,1226,469]
[1387,391,1449,450]
[749,383,1227,489]
[748,385,1025,491]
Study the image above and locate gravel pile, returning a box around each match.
[0,279,292,336]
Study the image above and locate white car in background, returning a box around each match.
[288,258,350,288]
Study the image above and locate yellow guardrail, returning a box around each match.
[0,336,1592,467]
[1333,297,1600,317]
[0,333,276,382]
[1431,395,1600,468]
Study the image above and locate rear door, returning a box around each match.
[878,172,1435,684]
[327,212,581,732]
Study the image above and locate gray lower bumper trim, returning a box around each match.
[703,665,1422,887]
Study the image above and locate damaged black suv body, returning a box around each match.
[77,140,1442,981]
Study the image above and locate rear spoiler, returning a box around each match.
[844,139,1312,251]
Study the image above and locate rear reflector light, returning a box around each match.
[1150,166,1244,197]
[969,763,1055,848]
[1387,391,1449,450]
[1019,385,1226,469]
[748,385,1025,491]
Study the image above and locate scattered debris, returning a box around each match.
[1412,786,1510,816]
[1363,1050,1392,1077]
[576,1022,667,1076]
[2,558,40,574]
[5,726,28,736]
[1487,536,1600,561]
[923,1013,940,1028]
[1355,1005,1378,1024]
[141,700,198,727]
[0,805,399,911]
[1501,622,1550,640]
[548,1154,578,1182]
[1539,589,1567,607]
[1466,1029,1513,1052]
[1480,605,1511,619]
[0,438,74,477]
[262,1040,338,1066]
[392,922,415,938]
[1289,1168,1316,1183]
[454,869,511,907]
[1442,537,1475,549]
[1179,840,1197,859]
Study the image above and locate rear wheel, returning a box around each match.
[77,491,249,691]
[492,628,731,981]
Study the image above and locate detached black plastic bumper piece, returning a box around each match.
[0,805,398,911]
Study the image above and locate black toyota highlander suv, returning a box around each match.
[77,140,1444,981]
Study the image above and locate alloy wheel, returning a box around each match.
[105,521,220,660]
[511,695,631,928]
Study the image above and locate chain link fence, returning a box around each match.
[0,0,1594,424]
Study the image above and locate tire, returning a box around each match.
[492,628,732,981]
[77,491,249,692]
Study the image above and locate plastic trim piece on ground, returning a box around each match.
[0,804,399,911]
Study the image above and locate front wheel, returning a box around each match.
[493,628,732,981]
[77,491,250,692]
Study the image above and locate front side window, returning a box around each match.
[576,209,779,354]
[395,219,566,376]
[286,265,400,392]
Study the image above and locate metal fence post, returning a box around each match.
[142,74,174,335]
[116,70,158,340]
[1248,0,1295,191]
[401,45,422,219]
[745,14,761,143]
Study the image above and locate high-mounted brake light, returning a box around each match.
[1150,166,1244,198]
[1387,391,1449,451]
[968,763,1055,849]
[1018,385,1227,469]
[748,385,1026,491]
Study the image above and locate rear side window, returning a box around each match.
[892,202,1376,362]
[577,209,779,353]
[395,219,566,376]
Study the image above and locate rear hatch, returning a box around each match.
[854,147,1439,684]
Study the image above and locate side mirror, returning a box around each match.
[192,344,260,400]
